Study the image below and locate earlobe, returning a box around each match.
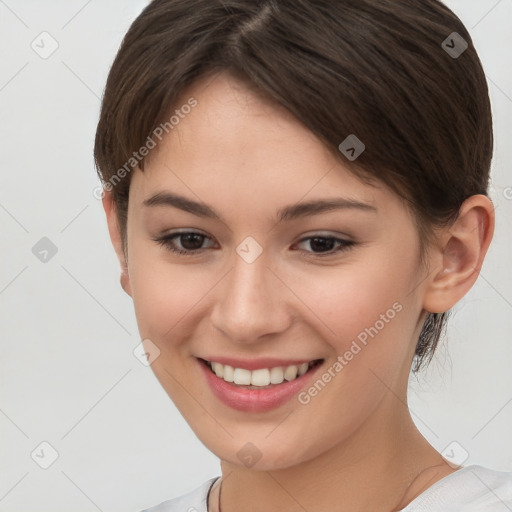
[120,269,131,297]
[101,190,132,297]
[422,194,495,314]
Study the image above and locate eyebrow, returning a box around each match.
[143,191,377,223]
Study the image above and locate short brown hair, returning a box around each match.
[94,0,493,373]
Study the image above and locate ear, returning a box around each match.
[102,190,132,297]
[422,194,495,314]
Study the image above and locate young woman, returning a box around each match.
[94,1,512,510]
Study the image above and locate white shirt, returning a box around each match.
[140,465,512,511]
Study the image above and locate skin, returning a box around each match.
[103,72,495,511]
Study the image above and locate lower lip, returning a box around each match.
[197,358,323,412]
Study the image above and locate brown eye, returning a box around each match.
[153,231,215,255]
[179,233,206,250]
[294,236,354,256]
[309,237,336,252]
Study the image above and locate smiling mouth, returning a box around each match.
[198,358,324,389]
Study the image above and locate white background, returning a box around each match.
[0,1,511,511]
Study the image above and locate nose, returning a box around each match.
[210,251,292,344]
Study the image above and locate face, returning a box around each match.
[120,72,432,470]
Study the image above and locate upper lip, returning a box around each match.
[198,356,322,371]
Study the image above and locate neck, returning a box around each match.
[212,393,455,512]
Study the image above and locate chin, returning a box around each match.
[198,429,328,472]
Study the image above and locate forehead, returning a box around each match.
[162,72,336,173]
[128,72,396,219]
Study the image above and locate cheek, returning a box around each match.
[285,251,421,389]
[127,245,215,343]
[292,259,412,343]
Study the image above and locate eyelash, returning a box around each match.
[152,231,355,257]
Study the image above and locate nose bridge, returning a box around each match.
[211,249,290,343]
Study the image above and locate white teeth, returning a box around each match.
[297,362,309,376]
[223,365,234,382]
[212,362,224,378]
[269,366,284,384]
[233,368,252,385]
[207,360,318,387]
[251,368,270,386]
[284,365,298,381]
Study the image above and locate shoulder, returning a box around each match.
[139,477,219,512]
[400,465,512,511]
